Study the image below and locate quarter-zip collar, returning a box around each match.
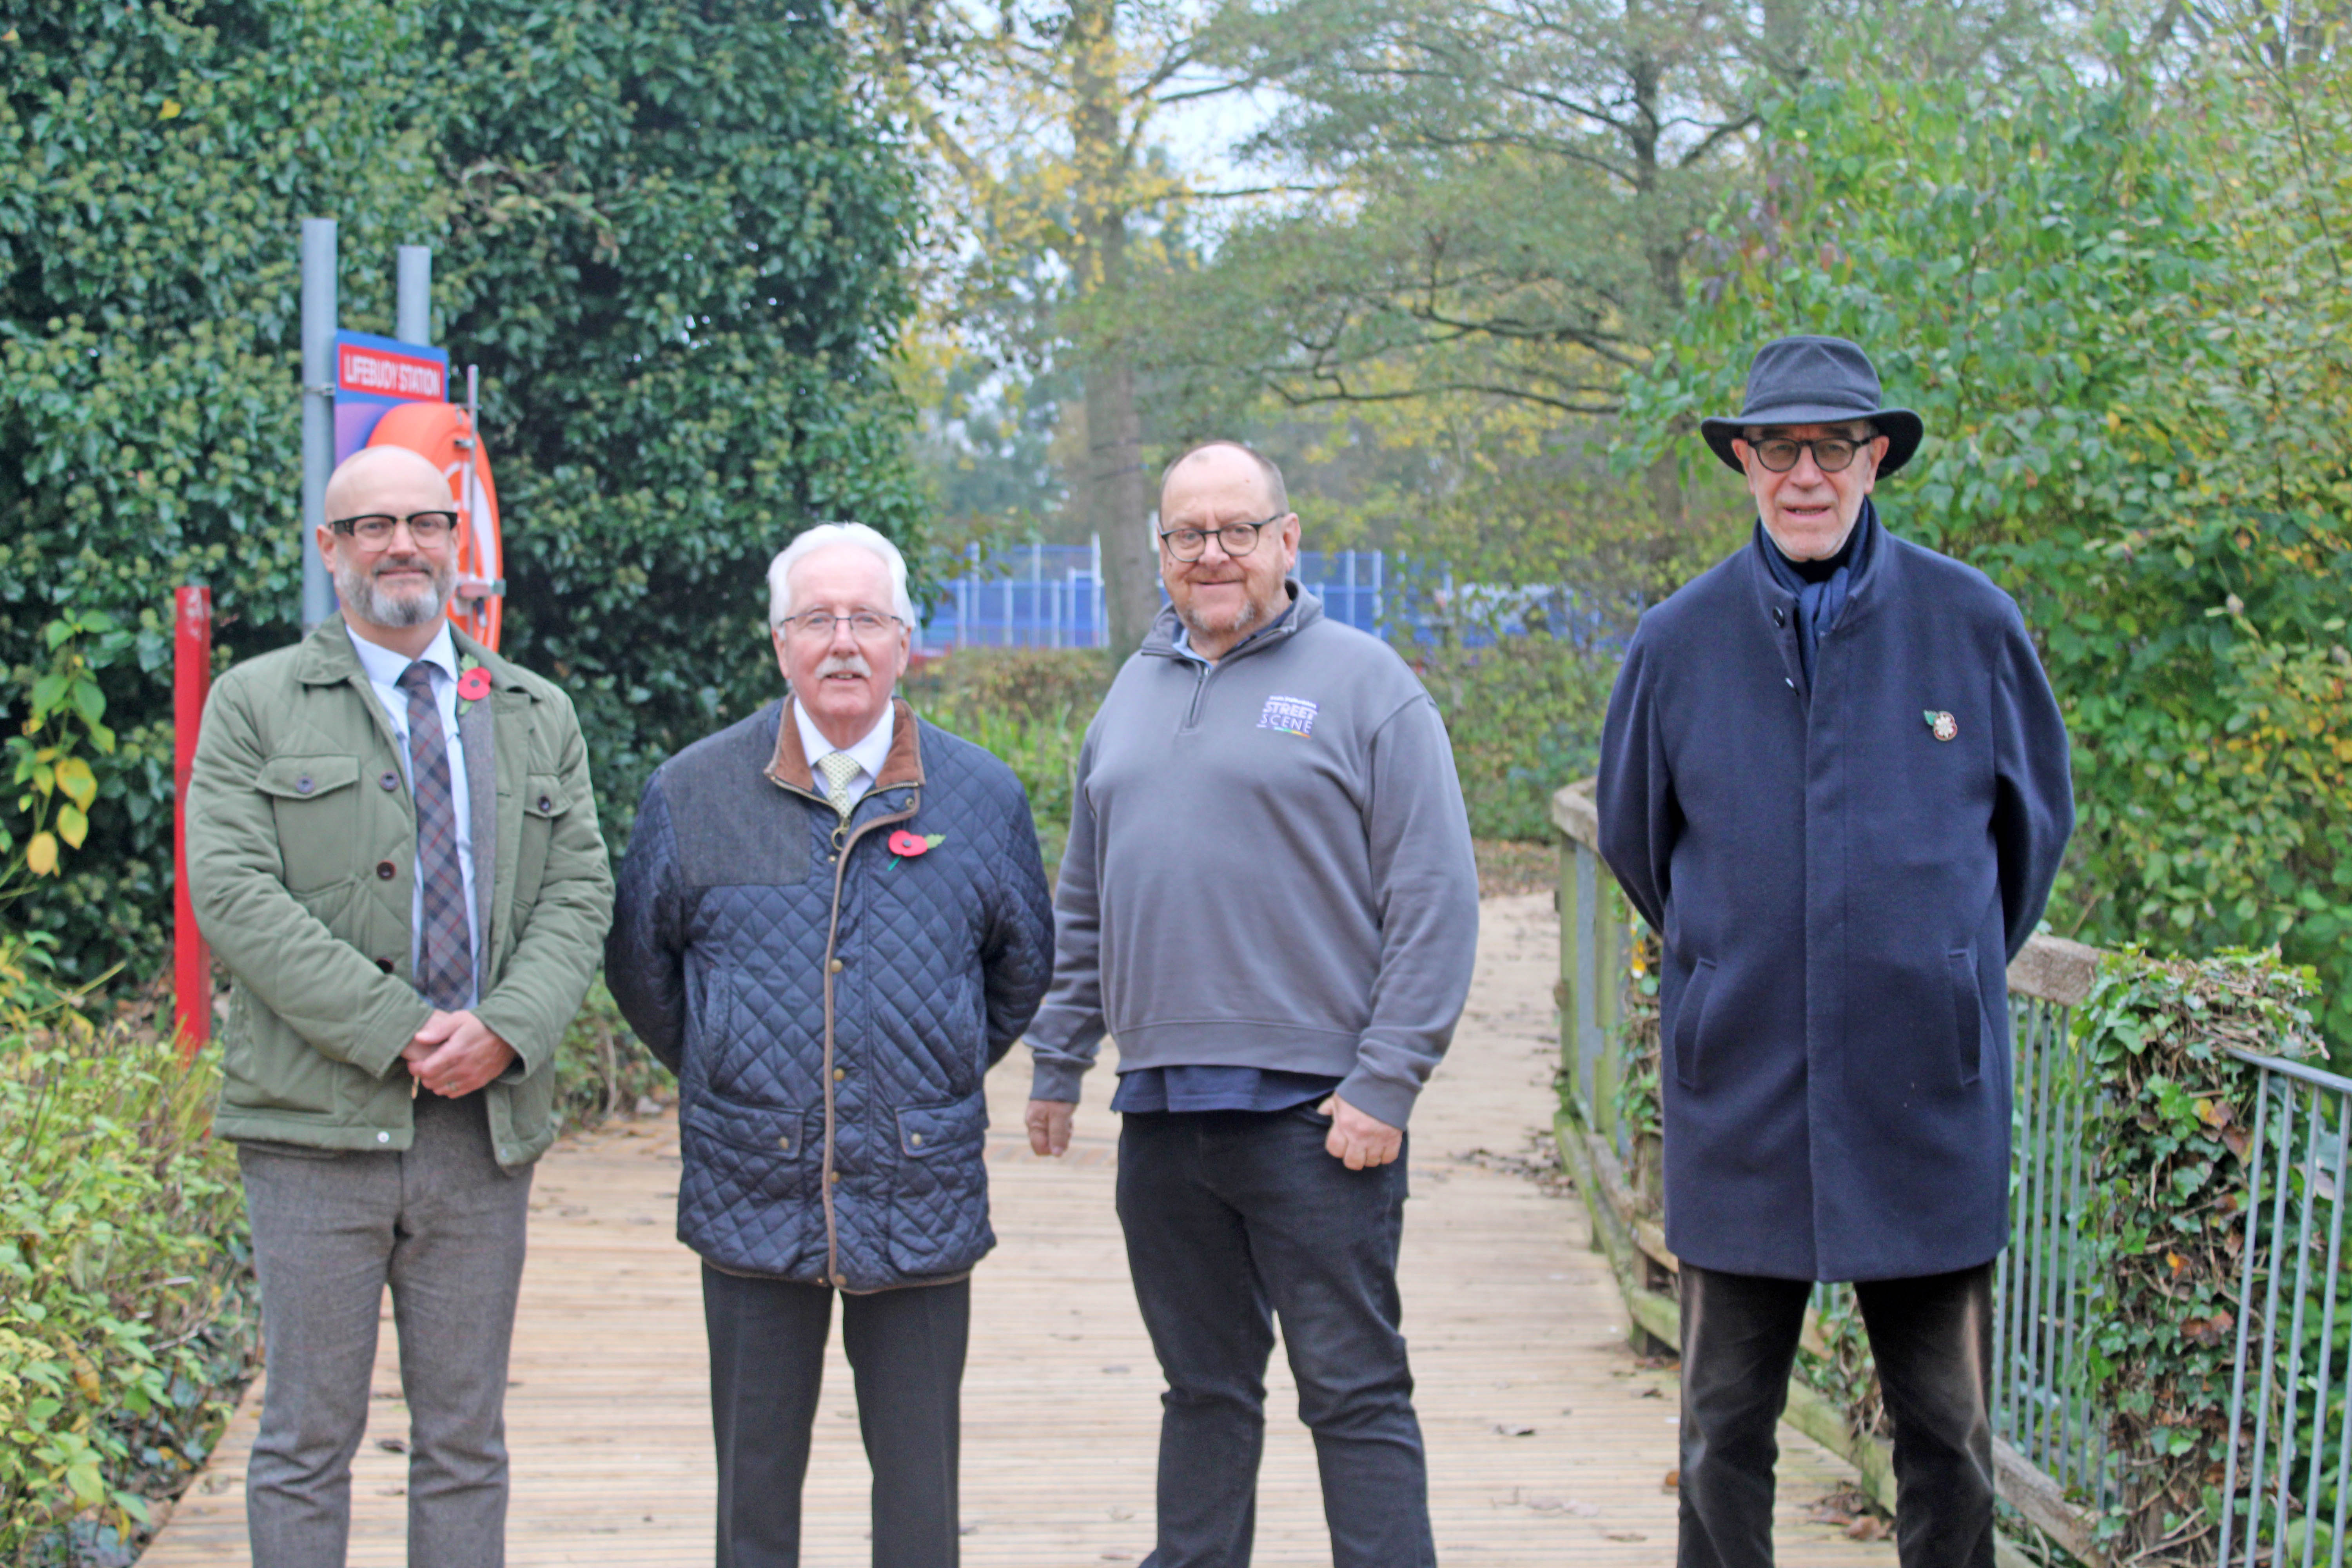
[1138,580,1320,666]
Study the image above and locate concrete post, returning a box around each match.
[300,218,338,630]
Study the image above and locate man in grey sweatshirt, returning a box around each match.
[1025,439,1480,1568]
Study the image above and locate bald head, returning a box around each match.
[1160,440,1287,518]
[325,444,448,521]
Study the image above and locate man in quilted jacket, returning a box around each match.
[604,522,1055,1568]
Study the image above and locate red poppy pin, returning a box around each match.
[887,829,945,866]
[456,659,493,712]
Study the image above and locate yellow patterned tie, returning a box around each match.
[817,751,861,819]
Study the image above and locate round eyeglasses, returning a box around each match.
[1157,515,1283,562]
[329,510,459,548]
[1748,436,1872,474]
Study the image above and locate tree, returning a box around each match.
[863,0,1220,652]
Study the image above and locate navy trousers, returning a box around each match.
[1115,1104,1435,1568]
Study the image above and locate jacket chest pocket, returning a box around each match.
[257,755,364,893]
[512,771,568,916]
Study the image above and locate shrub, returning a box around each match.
[0,974,257,1566]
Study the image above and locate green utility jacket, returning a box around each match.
[186,615,613,1167]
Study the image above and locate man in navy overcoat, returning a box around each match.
[1597,336,2074,1567]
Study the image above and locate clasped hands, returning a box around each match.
[1025,1094,1403,1170]
[403,1010,516,1098]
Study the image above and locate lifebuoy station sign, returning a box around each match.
[334,329,450,463]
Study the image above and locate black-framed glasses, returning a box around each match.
[328,510,459,547]
[1747,436,1873,474]
[1157,514,1284,562]
[781,610,904,641]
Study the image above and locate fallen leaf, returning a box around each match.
[375,1437,408,1454]
[1492,1421,1537,1436]
[1662,1467,1680,1491]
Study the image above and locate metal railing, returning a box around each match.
[2219,1049,2352,1566]
[1551,775,2348,1564]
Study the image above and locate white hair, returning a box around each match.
[766,522,917,629]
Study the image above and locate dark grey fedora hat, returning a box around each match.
[1699,335,1924,476]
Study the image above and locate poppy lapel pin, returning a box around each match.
[456,658,493,714]
[887,829,946,866]
[1924,709,1958,742]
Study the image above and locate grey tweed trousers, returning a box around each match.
[236,1088,534,1568]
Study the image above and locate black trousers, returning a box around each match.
[1116,1105,1436,1568]
[702,1265,969,1568]
[1677,1261,1996,1568]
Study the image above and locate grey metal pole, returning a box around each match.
[396,245,432,345]
[300,218,338,631]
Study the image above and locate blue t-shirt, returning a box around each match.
[1110,1065,1341,1115]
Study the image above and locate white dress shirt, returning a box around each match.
[793,696,894,806]
[347,623,479,1007]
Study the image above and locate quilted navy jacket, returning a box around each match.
[605,697,1054,1290]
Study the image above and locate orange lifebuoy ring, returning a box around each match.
[366,401,505,652]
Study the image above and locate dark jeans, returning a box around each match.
[1116,1105,1435,1568]
[702,1266,969,1568]
[1677,1261,1996,1568]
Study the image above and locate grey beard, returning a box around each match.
[336,555,456,628]
[1176,588,1281,641]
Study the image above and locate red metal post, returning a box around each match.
[174,585,212,1064]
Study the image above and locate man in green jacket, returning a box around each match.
[187,445,612,1568]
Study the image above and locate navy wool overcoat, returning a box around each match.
[1596,517,2073,1282]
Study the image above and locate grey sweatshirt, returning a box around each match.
[1025,588,1481,1129]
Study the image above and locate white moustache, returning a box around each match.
[815,654,871,679]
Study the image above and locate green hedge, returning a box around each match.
[1,0,923,982]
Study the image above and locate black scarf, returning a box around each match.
[1757,499,1877,689]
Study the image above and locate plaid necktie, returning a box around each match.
[397,661,474,1009]
[817,751,861,819]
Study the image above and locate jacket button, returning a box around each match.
[1772,607,1787,626]
[833,1067,846,1082]
[778,1135,792,1151]
[828,1170,840,1184]
[833,1273,848,1287]
[537,795,554,813]
[828,958,844,973]
[380,771,400,791]
[296,775,315,794]
[376,1131,390,1143]
[910,1133,924,1147]
[376,860,398,880]
[1785,677,1797,690]
[376,958,395,974]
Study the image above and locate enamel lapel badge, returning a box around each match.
[1924,709,1958,742]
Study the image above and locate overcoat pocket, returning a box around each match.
[1672,958,1719,1091]
[1947,948,1984,1087]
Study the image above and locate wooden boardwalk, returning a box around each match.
[143,894,1892,1565]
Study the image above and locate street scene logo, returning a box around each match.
[1258,695,1319,737]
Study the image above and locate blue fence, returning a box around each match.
[919,540,1388,652]
[916,538,1624,654]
